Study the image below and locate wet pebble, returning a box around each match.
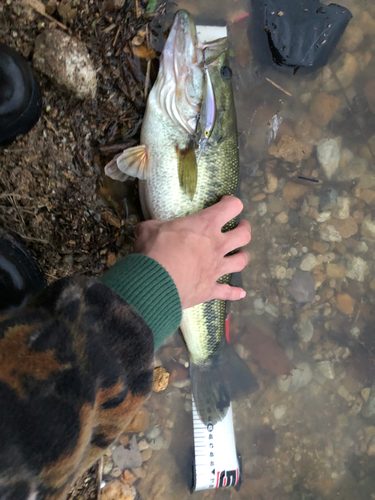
[319,224,342,242]
[273,404,287,420]
[258,202,267,216]
[300,253,319,271]
[141,448,152,462]
[317,138,340,179]
[263,172,278,194]
[364,80,375,113]
[288,209,300,228]
[296,318,314,342]
[254,298,265,314]
[368,436,375,456]
[309,92,340,127]
[361,385,375,422]
[103,458,115,475]
[317,361,335,380]
[125,407,149,433]
[277,362,312,392]
[282,182,308,203]
[288,270,316,303]
[112,437,142,470]
[326,263,347,279]
[101,480,137,500]
[147,427,161,440]
[121,470,136,487]
[319,186,338,211]
[361,215,375,238]
[149,435,163,451]
[336,293,354,315]
[275,211,288,223]
[152,367,169,392]
[137,440,149,452]
[330,217,358,238]
[332,197,350,220]
[268,135,310,163]
[346,256,368,282]
[337,158,367,181]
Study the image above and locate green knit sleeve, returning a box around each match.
[99,254,182,350]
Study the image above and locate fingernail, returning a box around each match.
[245,251,250,264]
[240,290,246,299]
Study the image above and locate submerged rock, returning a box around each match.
[309,92,340,127]
[346,256,368,282]
[319,186,338,211]
[319,224,342,242]
[277,362,312,392]
[101,480,137,500]
[317,360,335,380]
[288,270,316,303]
[361,385,375,423]
[296,318,314,342]
[112,437,142,471]
[317,138,340,179]
[268,135,311,163]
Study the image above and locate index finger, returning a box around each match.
[194,196,244,230]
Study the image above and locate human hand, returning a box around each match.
[133,196,251,310]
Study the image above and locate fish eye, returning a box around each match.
[220,66,232,80]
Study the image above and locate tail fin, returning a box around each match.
[190,357,230,425]
[190,347,259,425]
[227,347,259,399]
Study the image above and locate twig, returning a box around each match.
[24,0,68,30]
[20,234,51,245]
[113,26,121,47]
[44,116,58,136]
[144,59,151,100]
[265,77,292,97]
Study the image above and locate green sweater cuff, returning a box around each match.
[99,254,182,351]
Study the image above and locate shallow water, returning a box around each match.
[106,1,375,498]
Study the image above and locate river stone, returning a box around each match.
[277,362,312,393]
[346,256,368,282]
[287,270,316,303]
[317,138,340,179]
[112,436,142,470]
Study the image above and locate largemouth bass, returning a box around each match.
[105,10,239,424]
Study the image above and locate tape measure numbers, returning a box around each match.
[191,398,242,491]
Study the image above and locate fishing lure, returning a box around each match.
[197,49,216,162]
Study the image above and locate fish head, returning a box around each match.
[152,10,229,137]
[151,10,202,135]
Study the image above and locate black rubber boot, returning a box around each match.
[0,231,45,314]
[0,42,42,146]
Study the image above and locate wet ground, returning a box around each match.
[3,0,375,499]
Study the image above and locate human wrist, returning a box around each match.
[100,254,182,350]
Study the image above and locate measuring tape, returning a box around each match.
[191,312,241,491]
[191,397,242,491]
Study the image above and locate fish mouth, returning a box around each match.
[163,10,197,83]
[155,10,227,134]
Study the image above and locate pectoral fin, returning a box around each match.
[104,145,148,181]
[177,144,197,200]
